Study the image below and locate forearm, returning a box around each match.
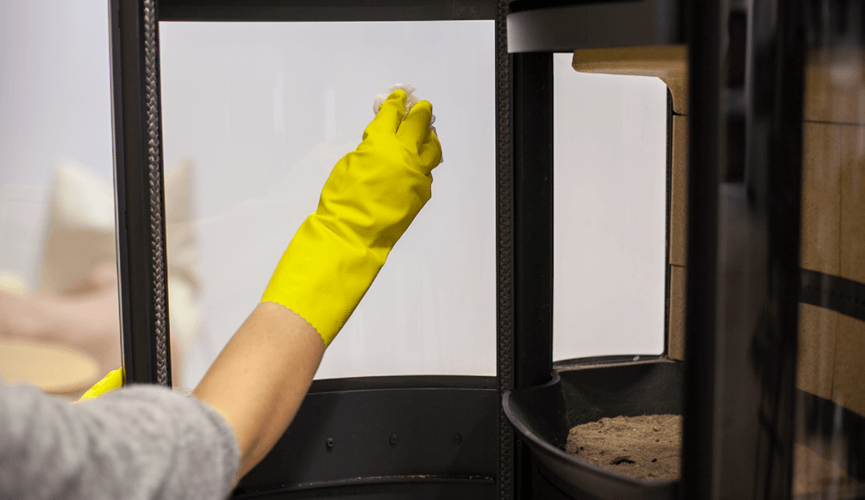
[192,301,325,479]
[192,89,438,483]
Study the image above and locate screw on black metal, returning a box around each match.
[453,433,462,444]
[325,438,334,449]
[390,434,399,446]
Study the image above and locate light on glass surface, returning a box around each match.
[159,21,496,384]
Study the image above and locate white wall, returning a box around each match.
[0,2,668,387]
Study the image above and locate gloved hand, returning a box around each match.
[78,368,124,401]
[262,89,442,346]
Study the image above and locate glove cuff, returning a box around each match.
[261,213,388,346]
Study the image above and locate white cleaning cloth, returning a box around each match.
[373,83,441,163]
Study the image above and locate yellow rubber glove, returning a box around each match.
[78,368,124,401]
[262,89,442,346]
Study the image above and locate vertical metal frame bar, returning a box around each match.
[109,0,172,386]
[681,0,721,494]
[495,2,515,499]
[682,0,804,497]
[748,0,804,495]
[509,50,554,500]
[510,52,554,392]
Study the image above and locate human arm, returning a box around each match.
[0,381,238,500]
[194,89,441,480]
[0,89,440,500]
[192,302,323,479]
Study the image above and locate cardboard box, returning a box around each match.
[800,123,841,275]
[797,303,838,400]
[804,48,865,124]
[668,265,686,361]
[833,314,865,416]
[571,45,688,114]
[670,115,688,267]
[840,125,865,283]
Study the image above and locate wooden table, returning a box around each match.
[0,340,100,398]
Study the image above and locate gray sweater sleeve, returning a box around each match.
[0,381,240,500]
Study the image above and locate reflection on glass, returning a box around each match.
[793,3,865,494]
[0,2,120,399]
[0,163,121,397]
[552,53,668,361]
[158,21,496,384]
[0,162,193,393]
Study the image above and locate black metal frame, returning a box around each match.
[110,0,172,386]
[495,2,515,499]
[234,375,500,498]
[157,0,497,21]
[679,0,721,497]
[680,0,805,498]
[509,49,553,500]
[510,51,553,393]
[506,0,681,52]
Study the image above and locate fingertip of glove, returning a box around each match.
[403,101,434,131]
[383,90,408,115]
[78,368,125,402]
[370,90,408,132]
[387,89,408,102]
[409,100,433,117]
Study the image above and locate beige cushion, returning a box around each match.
[37,160,202,361]
[38,162,115,295]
